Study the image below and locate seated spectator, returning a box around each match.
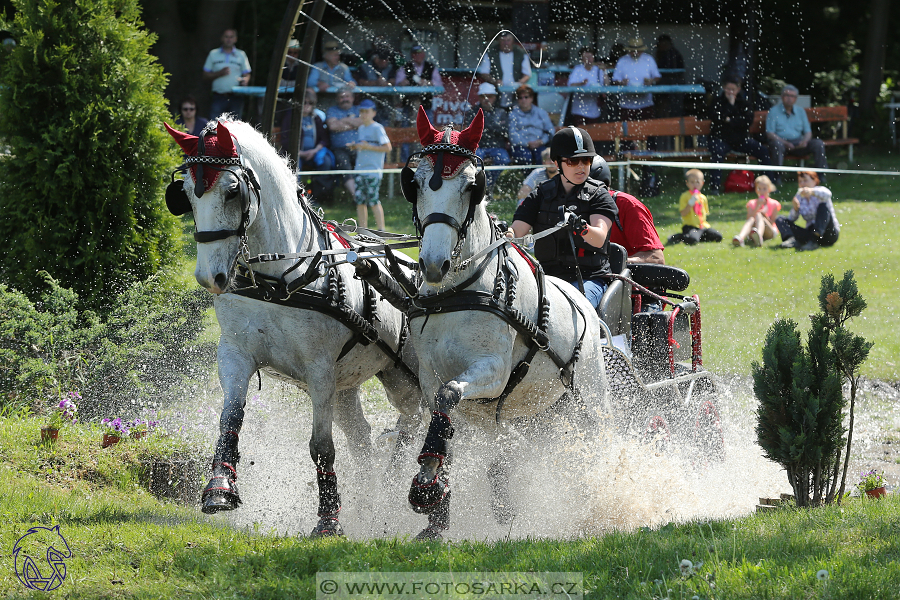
[668,169,723,245]
[175,95,208,137]
[465,82,509,196]
[733,175,781,248]
[775,170,839,251]
[509,85,556,165]
[280,39,301,86]
[307,39,356,93]
[707,76,770,193]
[766,84,827,185]
[295,89,335,204]
[517,148,557,203]
[325,87,363,200]
[590,157,665,264]
[567,46,606,126]
[356,48,397,87]
[476,31,531,109]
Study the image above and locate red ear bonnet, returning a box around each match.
[164,121,239,192]
[415,106,483,179]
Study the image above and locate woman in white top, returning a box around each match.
[567,46,606,126]
[775,171,840,251]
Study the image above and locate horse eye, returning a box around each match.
[224,183,240,200]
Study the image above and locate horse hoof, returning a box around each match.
[311,517,344,538]
[408,473,449,514]
[201,492,240,514]
[415,523,446,541]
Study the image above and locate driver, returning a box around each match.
[506,126,618,309]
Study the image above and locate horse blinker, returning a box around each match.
[165,179,192,215]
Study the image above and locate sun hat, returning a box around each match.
[625,37,648,52]
[359,99,377,110]
[477,82,498,96]
[323,40,340,51]
[410,44,424,53]
[287,39,300,49]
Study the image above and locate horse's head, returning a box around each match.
[165,120,261,293]
[401,107,485,285]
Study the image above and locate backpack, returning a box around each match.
[724,169,754,193]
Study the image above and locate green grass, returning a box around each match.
[314,146,900,381]
[2,415,899,598]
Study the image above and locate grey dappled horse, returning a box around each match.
[396,108,609,539]
[164,119,421,537]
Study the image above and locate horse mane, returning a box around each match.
[207,117,299,207]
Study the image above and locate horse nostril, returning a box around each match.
[214,273,228,290]
[440,260,451,278]
[418,258,426,273]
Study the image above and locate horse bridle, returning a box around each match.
[400,126,486,254]
[165,127,261,244]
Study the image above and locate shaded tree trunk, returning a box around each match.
[859,0,891,112]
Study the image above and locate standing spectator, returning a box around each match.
[707,76,770,193]
[175,96,208,137]
[567,46,606,126]
[517,148,557,203]
[476,31,531,108]
[203,29,251,120]
[654,34,684,118]
[296,89,335,204]
[307,40,356,94]
[325,87,363,200]
[668,169,722,245]
[465,82,509,195]
[775,171,839,251]
[509,85,556,165]
[611,37,661,121]
[766,84,828,184]
[347,99,390,230]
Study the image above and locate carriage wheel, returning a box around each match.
[691,399,725,463]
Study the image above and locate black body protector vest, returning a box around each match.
[402,61,436,110]
[532,176,610,280]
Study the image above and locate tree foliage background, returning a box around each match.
[0,0,182,314]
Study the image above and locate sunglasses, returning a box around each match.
[181,107,196,112]
[563,157,592,166]
[518,95,534,99]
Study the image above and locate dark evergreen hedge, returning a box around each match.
[0,0,181,313]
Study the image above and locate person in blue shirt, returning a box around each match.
[508,85,556,165]
[766,84,827,184]
[325,88,363,199]
[347,99,390,230]
[307,40,356,93]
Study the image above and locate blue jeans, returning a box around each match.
[775,203,839,246]
[475,147,510,189]
[708,136,771,187]
[511,145,547,166]
[567,277,608,309]
[209,93,245,121]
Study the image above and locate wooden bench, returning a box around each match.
[384,126,420,170]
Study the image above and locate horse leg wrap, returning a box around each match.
[408,467,450,514]
[201,432,242,514]
[419,411,454,463]
[316,469,342,518]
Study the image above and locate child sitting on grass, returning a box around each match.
[667,168,723,245]
[732,175,782,247]
[347,99,391,230]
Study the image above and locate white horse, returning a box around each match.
[395,108,609,539]
[164,119,421,537]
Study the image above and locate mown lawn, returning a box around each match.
[1,413,899,599]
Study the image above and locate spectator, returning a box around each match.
[295,89,335,204]
[357,48,397,87]
[733,175,781,248]
[654,34,684,118]
[589,157,665,264]
[307,40,356,93]
[395,43,442,123]
[477,31,532,108]
[203,28,251,120]
[775,171,839,251]
[567,46,606,126]
[281,39,301,86]
[509,85,556,165]
[465,82,509,195]
[766,84,828,184]
[668,169,723,245]
[508,126,618,309]
[325,87,363,199]
[347,99,390,230]
[175,95,208,137]
[707,76,770,193]
[611,37,661,121]
[517,148,557,203]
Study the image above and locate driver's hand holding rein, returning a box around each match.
[506,126,617,310]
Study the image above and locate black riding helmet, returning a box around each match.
[590,156,611,187]
[549,125,597,162]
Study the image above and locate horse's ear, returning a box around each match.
[216,121,236,156]
[164,122,198,156]
[416,105,439,145]
[458,108,484,152]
